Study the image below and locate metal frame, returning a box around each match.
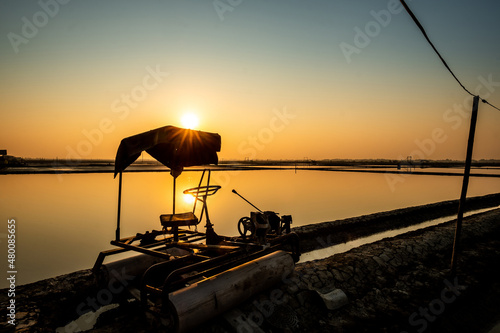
[93,168,301,328]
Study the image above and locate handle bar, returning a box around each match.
[232,189,263,212]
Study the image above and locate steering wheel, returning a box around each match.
[183,185,221,198]
[238,216,255,237]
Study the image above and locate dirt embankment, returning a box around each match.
[295,192,500,253]
[246,208,500,333]
[1,193,500,332]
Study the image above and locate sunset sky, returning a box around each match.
[1,0,499,161]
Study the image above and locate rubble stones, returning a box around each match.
[224,208,500,333]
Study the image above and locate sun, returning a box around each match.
[183,193,196,205]
[181,113,199,130]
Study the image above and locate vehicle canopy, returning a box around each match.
[114,125,221,178]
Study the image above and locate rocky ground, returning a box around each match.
[194,207,500,333]
[1,194,500,332]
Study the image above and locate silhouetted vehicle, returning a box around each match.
[93,125,299,332]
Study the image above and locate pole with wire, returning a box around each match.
[399,1,499,273]
[450,95,480,273]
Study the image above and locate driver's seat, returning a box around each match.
[160,212,199,228]
[160,169,219,242]
[160,211,199,242]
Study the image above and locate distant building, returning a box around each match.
[0,151,25,169]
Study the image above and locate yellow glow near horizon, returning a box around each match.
[183,193,195,205]
[181,113,199,130]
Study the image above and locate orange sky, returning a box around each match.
[1,0,499,161]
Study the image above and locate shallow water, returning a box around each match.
[1,168,499,287]
[299,206,500,263]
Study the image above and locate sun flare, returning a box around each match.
[183,193,195,205]
[181,113,199,130]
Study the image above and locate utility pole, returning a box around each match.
[450,95,479,273]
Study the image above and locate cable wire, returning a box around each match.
[482,99,500,112]
[400,0,474,96]
[400,0,500,111]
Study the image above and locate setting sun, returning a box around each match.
[183,193,195,205]
[181,113,199,130]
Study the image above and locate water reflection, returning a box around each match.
[1,169,499,287]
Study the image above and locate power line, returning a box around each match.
[400,0,500,112]
[482,98,500,112]
[399,0,473,96]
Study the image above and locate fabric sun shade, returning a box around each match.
[114,126,221,178]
